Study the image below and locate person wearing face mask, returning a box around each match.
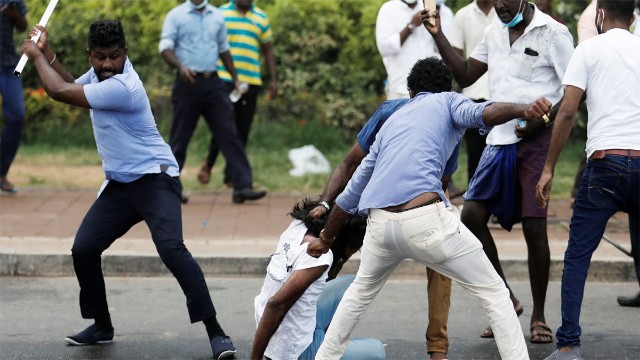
[160,0,267,205]
[375,0,452,100]
[20,20,237,360]
[422,0,574,344]
[536,1,640,358]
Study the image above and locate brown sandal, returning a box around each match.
[530,321,553,344]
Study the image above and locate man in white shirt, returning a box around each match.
[423,0,574,344]
[536,1,640,359]
[375,0,450,100]
[449,0,496,182]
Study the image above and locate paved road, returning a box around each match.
[0,189,634,281]
[1,276,638,359]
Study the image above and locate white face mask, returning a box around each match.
[188,0,208,10]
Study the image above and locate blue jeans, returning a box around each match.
[0,65,26,177]
[298,275,386,360]
[556,154,640,348]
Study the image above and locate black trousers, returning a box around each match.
[169,75,253,190]
[206,83,260,184]
[71,173,215,323]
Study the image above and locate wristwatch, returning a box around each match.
[407,23,417,32]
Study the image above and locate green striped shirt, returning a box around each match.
[217,1,273,85]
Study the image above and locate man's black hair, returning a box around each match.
[597,0,636,20]
[88,19,126,50]
[288,197,366,274]
[406,57,453,95]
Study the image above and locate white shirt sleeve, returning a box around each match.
[375,5,403,57]
[469,27,489,64]
[449,10,465,50]
[549,27,575,89]
[562,44,588,92]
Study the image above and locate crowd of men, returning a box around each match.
[5,0,639,359]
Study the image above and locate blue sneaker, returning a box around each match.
[210,336,236,359]
[64,324,114,346]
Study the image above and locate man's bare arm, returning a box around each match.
[309,142,366,219]
[251,265,328,359]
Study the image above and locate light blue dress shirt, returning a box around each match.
[159,2,231,72]
[76,59,180,183]
[337,92,491,216]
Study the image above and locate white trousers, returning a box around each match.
[315,203,528,360]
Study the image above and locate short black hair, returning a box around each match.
[288,197,366,272]
[597,0,636,20]
[88,19,126,50]
[406,57,453,95]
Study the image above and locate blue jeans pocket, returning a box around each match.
[587,171,621,207]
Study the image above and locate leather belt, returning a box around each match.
[193,71,218,79]
[384,196,442,213]
[589,149,640,160]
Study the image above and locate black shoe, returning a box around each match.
[617,291,640,307]
[232,189,266,204]
[181,191,191,204]
[210,336,237,359]
[64,324,114,346]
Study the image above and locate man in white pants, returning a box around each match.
[307,57,552,360]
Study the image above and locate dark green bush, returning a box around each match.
[14,0,589,147]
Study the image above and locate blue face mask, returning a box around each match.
[500,0,525,28]
[188,0,208,10]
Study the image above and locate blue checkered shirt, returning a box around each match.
[0,0,28,67]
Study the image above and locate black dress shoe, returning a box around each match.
[232,189,267,203]
[617,291,640,307]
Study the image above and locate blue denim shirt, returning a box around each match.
[357,98,461,177]
[75,59,179,183]
[338,92,492,216]
[159,1,230,72]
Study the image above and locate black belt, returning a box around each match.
[193,71,218,79]
[386,197,442,213]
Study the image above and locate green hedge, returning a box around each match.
[14,0,589,147]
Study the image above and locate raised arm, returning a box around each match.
[251,265,328,359]
[421,10,487,88]
[20,26,88,108]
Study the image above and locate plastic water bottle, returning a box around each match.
[229,82,249,103]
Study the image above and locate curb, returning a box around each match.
[0,253,634,282]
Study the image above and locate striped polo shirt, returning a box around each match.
[217,1,273,85]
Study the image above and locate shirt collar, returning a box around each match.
[229,0,255,12]
[523,4,549,34]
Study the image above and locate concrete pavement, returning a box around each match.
[0,188,635,281]
[1,277,639,359]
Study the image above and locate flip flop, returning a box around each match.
[530,321,553,344]
[0,180,17,194]
[480,301,524,338]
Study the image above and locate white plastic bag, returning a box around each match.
[288,145,331,177]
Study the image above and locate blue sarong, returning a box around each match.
[464,144,520,231]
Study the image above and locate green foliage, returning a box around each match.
[15,0,593,148]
